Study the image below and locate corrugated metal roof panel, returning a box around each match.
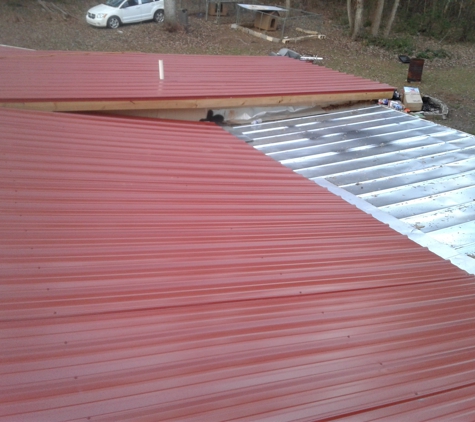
[227,105,475,273]
[2,108,475,421]
[0,50,394,103]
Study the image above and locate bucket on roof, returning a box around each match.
[407,58,425,82]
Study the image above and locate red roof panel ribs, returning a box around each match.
[0,51,395,111]
[1,108,475,421]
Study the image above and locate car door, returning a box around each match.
[140,0,155,20]
[120,0,141,23]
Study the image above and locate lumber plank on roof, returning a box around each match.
[0,91,395,112]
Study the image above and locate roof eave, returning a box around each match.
[0,90,395,112]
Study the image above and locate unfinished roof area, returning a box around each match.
[2,108,475,421]
[228,105,475,274]
[0,50,394,112]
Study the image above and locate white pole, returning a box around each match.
[159,59,164,80]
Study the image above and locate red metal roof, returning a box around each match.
[2,108,475,421]
[0,50,394,103]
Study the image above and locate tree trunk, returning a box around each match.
[347,0,354,34]
[371,0,385,36]
[164,0,176,24]
[351,0,364,40]
[444,0,452,14]
[458,0,464,18]
[383,0,400,37]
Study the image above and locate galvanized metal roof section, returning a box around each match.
[0,50,394,111]
[228,105,475,274]
[2,108,475,421]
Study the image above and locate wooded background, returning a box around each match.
[170,0,475,42]
[343,0,475,41]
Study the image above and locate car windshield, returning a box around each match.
[105,0,124,7]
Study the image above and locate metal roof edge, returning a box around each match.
[0,44,35,51]
[315,177,475,276]
[0,91,395,113]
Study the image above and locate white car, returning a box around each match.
[86,0,164,29]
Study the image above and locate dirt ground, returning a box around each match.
[1,0,474,134]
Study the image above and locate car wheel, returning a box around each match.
[107,16,120,29]
[154,10,164,23]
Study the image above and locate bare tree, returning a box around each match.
[347,0,354,33]
[164,0,176,24]
[285,0,291,17]
[371,0,385,36]
[458,0,464,18]
[383,0,400,37]
[351,0,364,40]
[444,0,452,13]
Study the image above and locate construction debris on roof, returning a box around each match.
[0,50,394,112]
[2,107,475,421]
[227,105,475,274]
